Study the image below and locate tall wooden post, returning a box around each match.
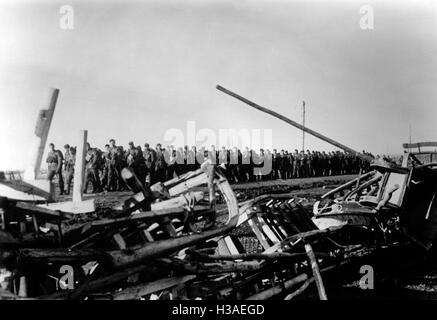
[73,130,87,203]
[37,129,95,213]
[24,88,60,180]
[302,100,306,152]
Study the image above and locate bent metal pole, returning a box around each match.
[216,85,364,158]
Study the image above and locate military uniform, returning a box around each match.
[84,147,102,193]
[64,149,75,195]
[229,148,241,183]
[155,147,167,182]
[46,149,64,195]
[292,151,300,178]
[285,151,292,179]
[166,148,176,180]
[143,147,157,185]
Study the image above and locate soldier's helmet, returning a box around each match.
[64,144,70,149]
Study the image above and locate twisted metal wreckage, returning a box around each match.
[1,87,437,300]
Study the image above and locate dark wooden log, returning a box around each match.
[111,275,196,300]
[89,207,184,229]
[18,248,107,265]
[15,202,73,220]
[39,264,151,299]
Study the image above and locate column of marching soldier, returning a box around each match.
[45,139,375,195]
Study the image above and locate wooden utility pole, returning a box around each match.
[302,100,306,152]
[73,130,87,203]
[38,129,95,214]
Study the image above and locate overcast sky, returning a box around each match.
[1,0,436,170]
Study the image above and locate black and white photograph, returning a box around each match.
[1,0,437,306]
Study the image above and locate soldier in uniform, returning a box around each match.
[264,149,273,180]
[209,145,217,165]
[299,151,306,178]
[292,149,299,178]
[284,150,292,179]
[339,151,346,175]
[126,142,137,167]
[46,143,64,195]
[116,146,127,190]
[278,151,284,180]
[101,144,111,190]
[62,144,71,190]
[218,146,228,167]
[240,147,249,182]
[229,147,241,183]
[155,143,167,182]
[181,145,189,174]
[305,150,313,177]
[271,149,279,180]
[135,145,147,185]
[320,151,328,176]
[84,142,102,193]
[106,139,121,191]
[64,146,76,195]
[174,147,185,177]
[166,146,177,180]
[126,142,145,185]
[63,144,71,166]
[187,146,198,171]
[143,143,157,185]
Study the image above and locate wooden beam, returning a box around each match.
[16,201,73,220]
[73,130,87,203]
[403,141,437,149]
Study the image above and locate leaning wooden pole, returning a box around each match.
[24,88,60,180]
[216,85,365,158]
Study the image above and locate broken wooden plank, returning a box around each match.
[111,275,196,300]
[15,202,73,220]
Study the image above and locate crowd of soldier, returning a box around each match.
[45,140,374,195]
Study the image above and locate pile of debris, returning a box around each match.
[1,150,437,300]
